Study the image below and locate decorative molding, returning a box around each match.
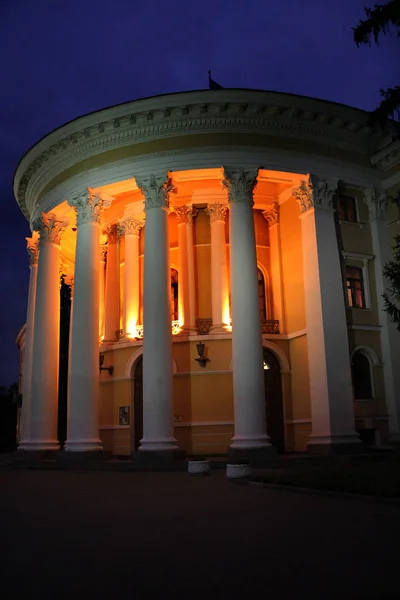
[26,232,39,266]
[14,91,381,220]
[118,216,142,236]
[103,223,119,243]
[292,174,339,213]
[63,273,74,294]
[285,419,312,425]
[370,139,400,171]
[262,203,280,226]
[100,243,108,261]
[68,190,113,225]
[341,250,375,266]
[222,167,259,204]
[174,205,199,225]
[205,202,228,222]
[135,172,175,210]
[363,186,388,221]
[32,212,68,245]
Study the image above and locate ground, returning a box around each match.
[2,469,400,599]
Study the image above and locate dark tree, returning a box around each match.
[353,0,400,123]
[382,233,400,330]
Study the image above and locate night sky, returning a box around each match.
[0,0,398,387]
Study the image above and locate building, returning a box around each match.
[13,88,400,460]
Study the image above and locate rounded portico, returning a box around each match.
[14,88,400,459]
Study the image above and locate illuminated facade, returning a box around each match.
[13,89,400,458]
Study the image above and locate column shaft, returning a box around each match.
[206,203,230,332]
[294,176,361,454]
[18,234,39,449]
[365,188,400,441]
[103,225,120,341]
[99,245,106,340]
[65,191,111,452]
[136,173,179,453]
[27,213,66,450]
[119,217,141,339]
[223,169,272,453]
[263,205,285,330]
[175,206,196,333]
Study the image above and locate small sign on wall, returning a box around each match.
[119,406,130,426]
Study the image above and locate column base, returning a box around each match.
[16,448,59,460]
[209,324,231,334]
[138,437,180,452]
[307,434,363,456]
[17,440,60,452]
[132,448,186,468]
[176,326,198,336]
[64,439,103,452]
[227,445,276,467]
[57,449,111,462]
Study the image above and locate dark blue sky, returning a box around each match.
[0,0,398,386]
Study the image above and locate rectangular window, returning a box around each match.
[346,266,365,309]
[338,195,357,222]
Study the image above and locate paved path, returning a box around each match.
[1,470,399,599]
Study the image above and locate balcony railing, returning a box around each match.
[115,318,280,340]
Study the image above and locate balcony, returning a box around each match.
[115,318,279,341]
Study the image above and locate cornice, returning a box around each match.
[14,94,380,220]
[370,138,400,171]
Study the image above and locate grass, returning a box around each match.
[253,458,400,497]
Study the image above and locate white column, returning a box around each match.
[103,224,120,342]
[293,176,361,454]
[18,233,39,450]
[223,168,272,453]
[174,206,197,334]
[99,244,107,340]
[64,273,74,395]
[187,207,198,331]
[263,204,285,331]
[24,213,67,451]
[364,187,400,442]
[136,173,179,453]
[65,191,112,452]
[205,202,230,333]
[119,217,142,339]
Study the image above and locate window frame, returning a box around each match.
[338,194,359,223]
[342,253,374,311]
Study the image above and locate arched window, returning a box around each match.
[352,351,373,399]
[258,268,267,322]
[171,268,178,321]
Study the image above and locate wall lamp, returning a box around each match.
[99,352,114,376]
[195,341,210,368]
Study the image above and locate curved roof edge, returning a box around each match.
[13,87,376,186]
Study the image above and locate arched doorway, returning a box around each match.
[263,347,285,453]
[132,355,143,451]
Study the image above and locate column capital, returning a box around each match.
[26,231,40,266]
[68,190,113,226]
[174,205,199,225]
[205,202,228,223]
[33,212,68,245]
[118,216,143,236]
[364,186,388,221]
[262,203,280,227]
[292,175,339,214]
[100,243,108,261]
[136,172,176,210]
[222,167,259,204]
[103,224,120,243]
[64,273,74,295]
